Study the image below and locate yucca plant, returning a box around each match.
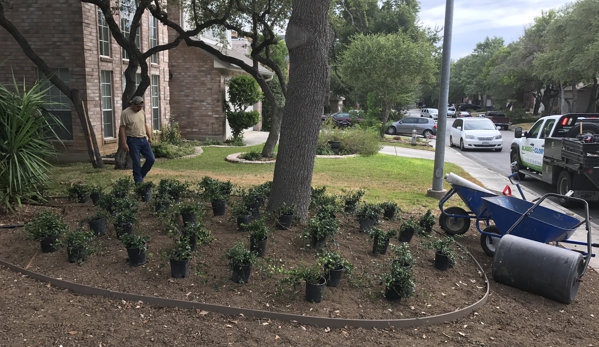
[0,76,64,211]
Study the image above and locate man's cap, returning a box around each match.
[130,96,144,105]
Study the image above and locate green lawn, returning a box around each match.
[48,145,474,214]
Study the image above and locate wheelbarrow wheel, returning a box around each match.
[439,207,470,235]
[480,225,501,257]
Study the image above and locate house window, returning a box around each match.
[100,71,115,138]
[98,8,110,57]
[151,75,160,130]
[149,15,158,63]
[120,0,140,60]
[122,73,142,93]
[38,68,73,140]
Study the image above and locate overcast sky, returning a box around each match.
[418,0,573,59]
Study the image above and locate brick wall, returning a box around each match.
[0,0,170,161]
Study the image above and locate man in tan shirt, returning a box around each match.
[119,96,155,183]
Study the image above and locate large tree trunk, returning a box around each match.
[586,77,599,113]
[261,104,282,157]
[560,84,570,114]
[571,82,578,113]
[379,104,391,139]
[267,0,332,221]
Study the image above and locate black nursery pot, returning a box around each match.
[344,202,356,213]
[77,191,90,203]
[40,236,58,253]
[325,267,343,287]
[67,247,88,263]
[181,230,198,251]
[89,218,107,236]
[231,264,252,284]
[170,259,190,278]
[90,192,102,206]
[127,248,147,266]
[236,215,253,231]
[139,189,152,202]
[384,283,403,302]
[250,237,268,258]
[305,277,327,303]
[181,213,197,227]
[434,251,450,271]
[399,227,415,243]
[212,200,227,216]
[277,214,293,230]
[115,223,133,237]
[155,200,171,213]
[359,219,376,233]
[372,237,390,255]
[383,208,395,220]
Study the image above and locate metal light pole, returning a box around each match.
[427,0,454,199]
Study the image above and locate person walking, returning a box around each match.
[119,96,155,183]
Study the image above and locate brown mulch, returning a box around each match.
[1,198,598,346]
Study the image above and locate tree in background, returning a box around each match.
[261,40,288,131]
[338,32,435,137]
[226,75,262,142]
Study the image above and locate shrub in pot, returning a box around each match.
[65,229,95,264]
[399,216,420,243]
[342,189,365,213]
[278,264,327,303]
[85,210,110,236]
[419,209,436,234]
[318,251,354,287]
[89,184,104,206]
[98,193,139,215]
[134,181,155,202]
[230,194,253,231]
[369,227,398,255]
[25,211,69,253]
[67,183,90,203]
[153,193,173,214]
[390,243,414,268]
[422,236,460,271]
[111,177,134,198]
[167,238,194,278]
[176,200,205,227]
[355,202,383,233]
[157,178,189,202]
[309,186,328,210]
[181,221,214,251]
[114,209,138,237]
[380,201,400,220]
[301,215,339,248]
[381,260,415,302]
[247,218,269,257]
[200,177,231,216]
[225,241,257,284]
[275,202,295,230]
[120,233,150,266]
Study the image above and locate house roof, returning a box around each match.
[196,39,274,77]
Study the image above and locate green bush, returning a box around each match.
[227,110,260,140]
[152,142,195,159]
[318,126,381,156]
[506,109,535,124]
[161,118,183,145]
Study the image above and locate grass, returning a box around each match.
[45,145,475,214]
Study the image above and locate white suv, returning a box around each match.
[420,108,438,120]
[449,118,503,151]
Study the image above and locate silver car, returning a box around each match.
[386,117,437,137]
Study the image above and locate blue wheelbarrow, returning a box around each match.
[476,193,595,304]
[438,172,525,236]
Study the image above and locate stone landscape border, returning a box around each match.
[226,153,359,164]
[0,246,489,329]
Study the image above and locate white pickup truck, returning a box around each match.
[510,113,599,206]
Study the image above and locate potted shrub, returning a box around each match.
[381,260,415,302]
[247,218,269,257]
[423,236,459,271]
[200,178,230,216]
[390,243,414,268]
[301,215,339,248]
[153,193,172,214]
[230,195,253,231]
[419,209,436,234]
[98,193,138,215]
[309,186,327,210]
[25,211,69,253]
[176,200,205,227]
[67,183,90,203]
[275,202,295,230]
[64,230,94,264]
[225,241,257,284]
[255,181,272,198]
[134,181,155,202]
[114,209,138,237]
[369,227,398,255]
[85,210,110,236]
[355,202,382,233]
[399,216,419,243]
[343,189,365,213]
[380,201,400,220]
[167,238,193,278]
[318,251,354,287]
[111,177,134,198]
[120,233,149,266]
[181,222,214,251]
[158,178,188,202]
[279,264,327,303]
[89,184,104,206]
[245,186,265,219]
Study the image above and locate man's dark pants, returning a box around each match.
[126,136,155,183]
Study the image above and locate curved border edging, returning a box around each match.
[226,152,359,164]
[0,246,488,329]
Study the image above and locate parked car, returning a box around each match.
[386,117,437,138]
[449,118,503,151]
[420,108,439,120]
[458,111,471,117]
[457,103,482,111]
[321,111,364,127]
[447,107,456,118]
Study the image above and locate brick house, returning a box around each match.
[0,0,272,161]
[0,0,170,161]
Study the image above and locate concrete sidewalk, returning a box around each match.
[244,130,598,271]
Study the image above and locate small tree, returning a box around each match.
[226,75,262,140]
